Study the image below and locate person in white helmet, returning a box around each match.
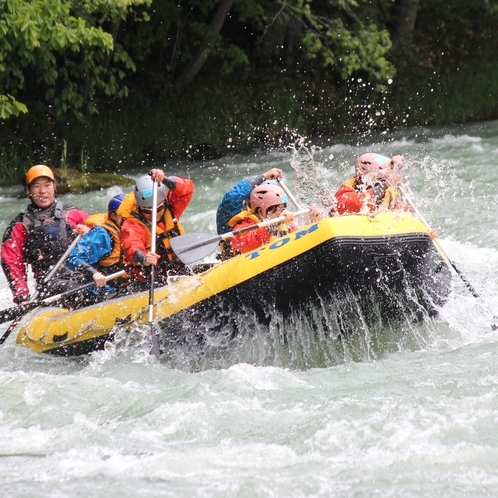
[1,165,89,305]
[332,153,410,215]
[118,168,194,289]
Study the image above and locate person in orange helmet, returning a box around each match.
[1,165,89,305]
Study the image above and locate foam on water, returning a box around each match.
[1,120,498,495]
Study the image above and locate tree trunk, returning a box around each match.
[175,0,234,89]
[104,19,122,69]
[390,0,419,51]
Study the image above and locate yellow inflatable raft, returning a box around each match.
[15,211,452,356]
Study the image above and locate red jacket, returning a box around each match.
[230,219,273,254]
[120,176,194,280]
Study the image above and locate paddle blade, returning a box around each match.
[171,232,222,265]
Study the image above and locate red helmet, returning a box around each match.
[249,184,288,218]
[355,153,391,183]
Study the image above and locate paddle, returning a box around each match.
[0,270,126,335]
[278,178,302,210]
[0,232,84,341]
[147,176,161,358]
[170,208,310,265]
[399,186,498,329]
[397,185,482,299]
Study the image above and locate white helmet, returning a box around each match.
[134,175,167,208]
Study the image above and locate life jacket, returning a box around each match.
[341,177,398,212]
[85,213,123,268]
[118,192,185,266]
[220,209,293,258]
[230,209,294,238]
[228,209,261,228]
[22,200,77,278]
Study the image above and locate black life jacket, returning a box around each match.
[22,200,77,278]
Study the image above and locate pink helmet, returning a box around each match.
[250,184,288,218]
[355,153,391,182]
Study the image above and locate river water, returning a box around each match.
[1,120,498,496]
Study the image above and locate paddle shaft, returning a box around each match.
[278,178,301,210]
[148,177,161,358]
[170,208,310,265]
[184,209,308,253]
[0,270,126,338]
[398,185,480,299]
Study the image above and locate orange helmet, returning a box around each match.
[355,153,391,183]
[249,184,288,218]
[25,165,56,186]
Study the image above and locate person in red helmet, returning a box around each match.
[218,171,320,258]
[332,153,410,215]
[1,165,90,305]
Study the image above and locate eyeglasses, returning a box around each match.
[141,202,165,215]
[267,203,287,216]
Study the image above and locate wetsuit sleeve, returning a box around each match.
[229,219,272,254]
[216,175,266,235]
[165,176,194,219]
[120,219,149,266]
[66,209,90,228]
[1,220,31,303]
[66,227,113,275]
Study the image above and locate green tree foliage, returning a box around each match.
[0,0,396,120]
[0,0,150,120]
[120,0,395,89]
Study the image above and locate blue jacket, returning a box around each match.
[66,226,113,272]
[216,174,266,234]
[66,226,117,294]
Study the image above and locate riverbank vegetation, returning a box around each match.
[1,0,497,184]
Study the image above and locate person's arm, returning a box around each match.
[1,221,31,303]
[66,227,113,271]
[164,176,195,218]
[334,185,365,215]
[66,208,90,228]
[121,219,150,266]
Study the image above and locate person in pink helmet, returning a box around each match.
[332,153,410,215]
[217,168,321,258]
[226,182,298,255]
